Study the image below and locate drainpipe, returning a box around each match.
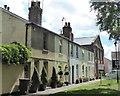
[68,40,70,83]
[25,23,28,47]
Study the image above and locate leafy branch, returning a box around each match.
[0,42,31,64]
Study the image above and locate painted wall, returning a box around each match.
[55,35,68,63]
[54,35,69,82]
[0,8,2,92]
[0,8,28,95]
[1,8,26,45]
[29,59,55,83]
[69,43,80,83]
[31,25,55,60]
[2,64,24,94]
[28,24,69,82]
[104,57,112,73]
[87,51,95,79]
[0,8,2,44]
[80,48,95,80]
[80,48,88,78]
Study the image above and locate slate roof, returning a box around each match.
[74,35,98,45]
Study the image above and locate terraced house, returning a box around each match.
[75,35,104,78]
[0,1,104,95]
[61,22,95,83]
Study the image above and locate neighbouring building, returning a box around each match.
[104,57,112,74]
[75,35,104,78]
[111,51,120,70]
[111,39,120,70]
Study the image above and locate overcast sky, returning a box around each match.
[0,0,116,60]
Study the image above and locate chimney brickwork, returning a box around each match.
[63,22,74,41]
[29,1,42,25]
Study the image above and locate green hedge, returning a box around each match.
[0,42,31,64]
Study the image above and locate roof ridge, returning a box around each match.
[75,35,97,39]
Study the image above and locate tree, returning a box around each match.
[29,67,40,93]
[90,1,120,42]
[38,67,48,91]
[50,67,58,88]
[41,67,48,84]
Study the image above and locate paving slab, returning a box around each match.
[24,79,101,96]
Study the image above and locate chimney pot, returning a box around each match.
[31,1,35,7]
[68,22,70,27]
[4,5,7,9]
[36,1,40,7]
[7,7,10,11]
[65,22,67,26]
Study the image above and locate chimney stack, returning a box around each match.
[63,22,74,41]
[29,1,42,25]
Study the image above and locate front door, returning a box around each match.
[72,66,74,83]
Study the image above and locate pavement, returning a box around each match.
[26,79,101,96]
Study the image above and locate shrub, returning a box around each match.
[0,42,31,64]
[79,77,82,83]
[51,67,58,88]
[75,79,79,84]
[51,67,58,81]
[64,72,69,75]
[58,71,63,76]
[57,80,63,87]
[29,67,40,93]
[64,81,69,86]
[41,67,48,84]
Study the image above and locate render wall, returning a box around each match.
[0,8,2,94]
[2,64,24,94]
[2,9,26,45]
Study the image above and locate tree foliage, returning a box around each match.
[41,67,48,84]
[90,1,120,42]
[0,42,31,64]
[51,67,58,82]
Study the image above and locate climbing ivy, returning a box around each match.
[0,42,31,65]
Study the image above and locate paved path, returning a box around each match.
[27,79,101,96]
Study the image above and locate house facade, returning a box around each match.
[62,22,95,84]
[75,35,104,78]
[26,22,69,82]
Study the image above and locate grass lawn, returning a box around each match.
[52,79,120,96]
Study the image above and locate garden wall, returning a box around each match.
[2,64,24,94]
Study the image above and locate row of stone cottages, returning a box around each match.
[0,1,104,95]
